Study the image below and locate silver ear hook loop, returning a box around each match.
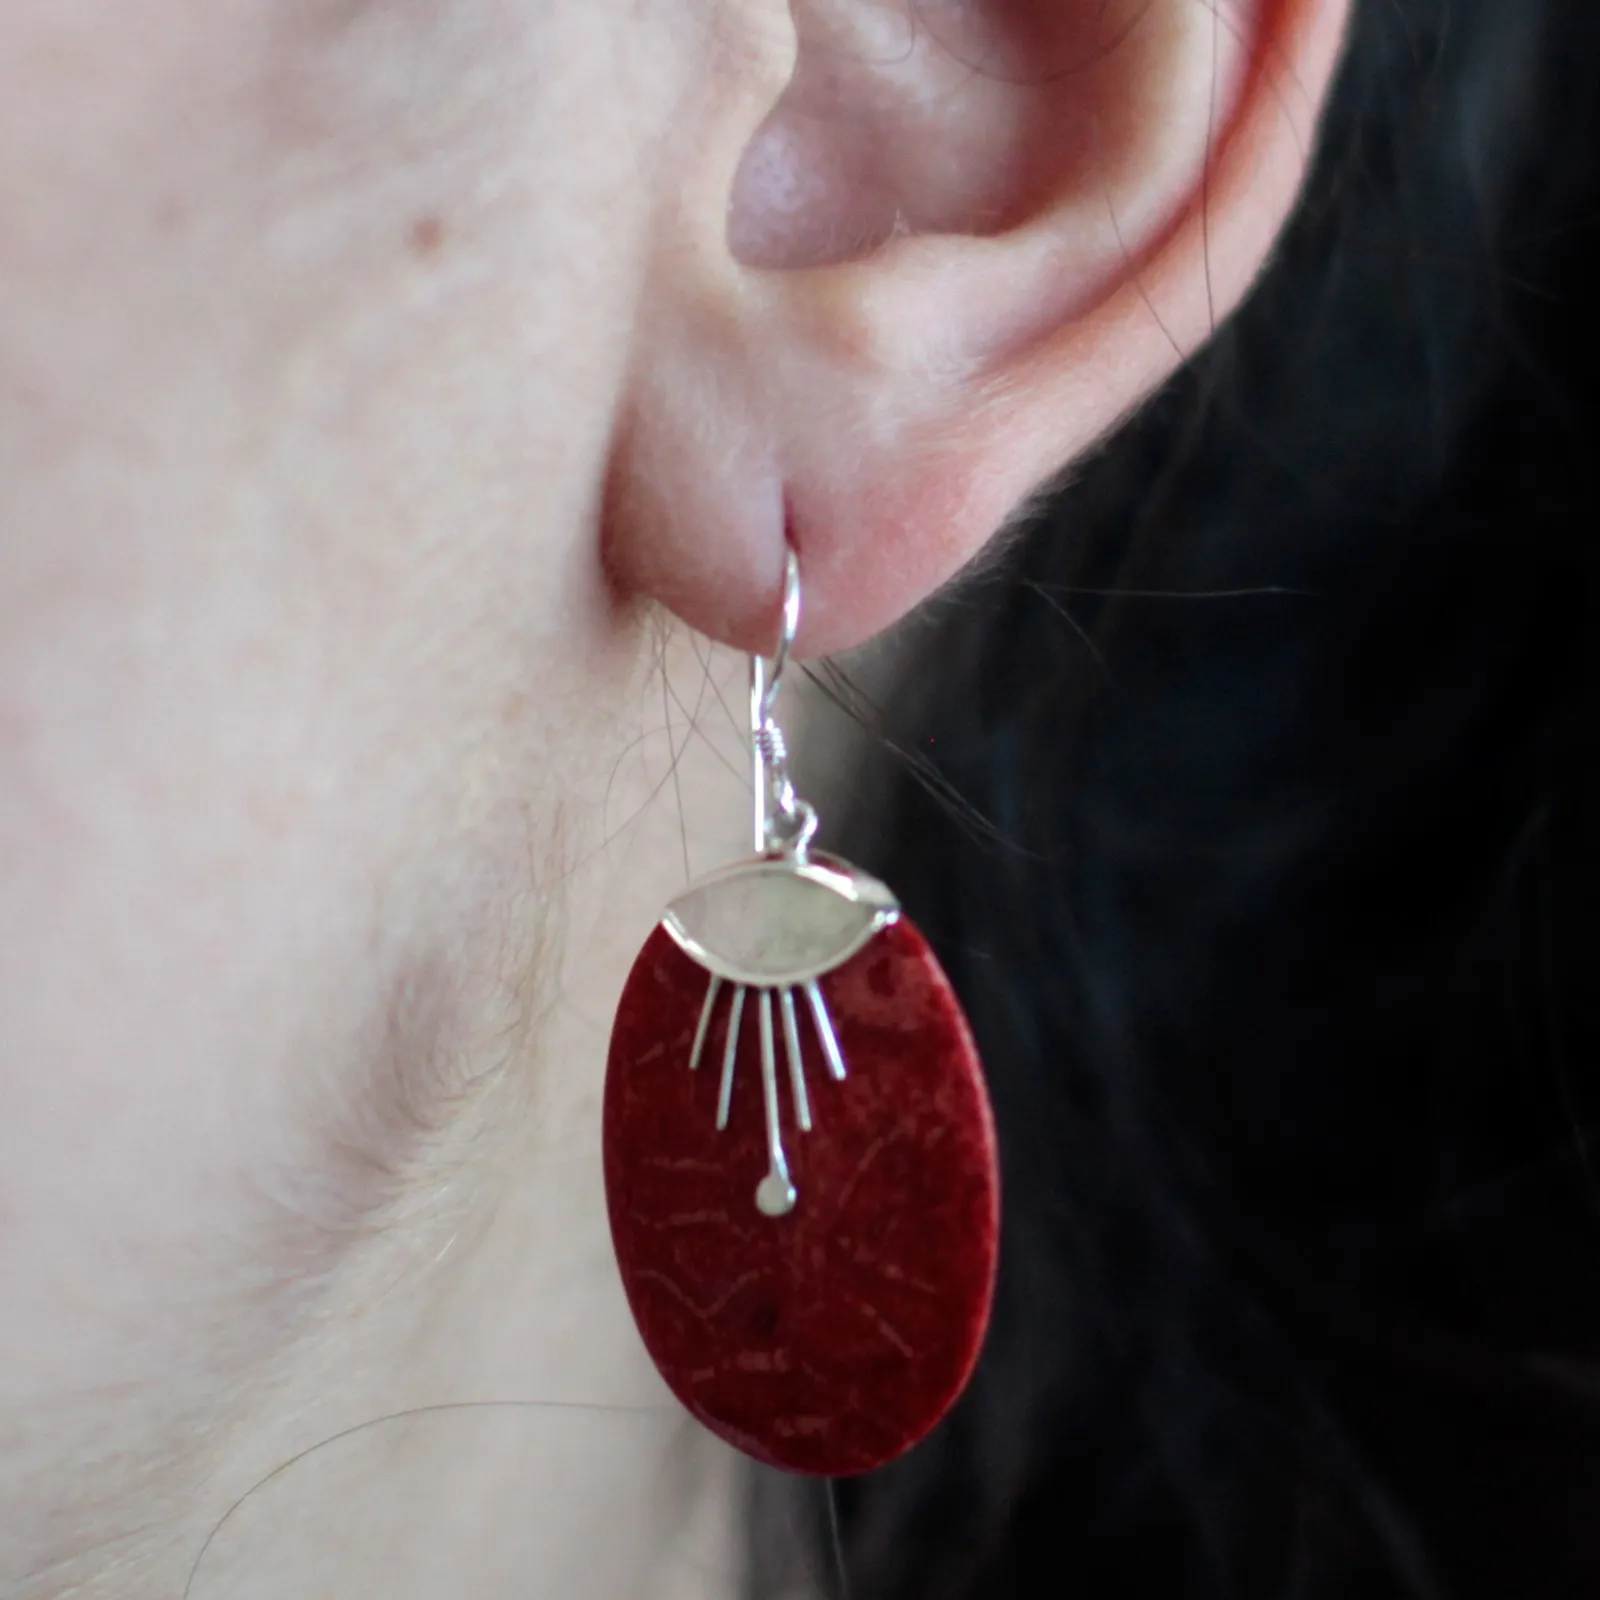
[750,547,818,857]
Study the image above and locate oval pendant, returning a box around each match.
[603,852,1000,1477]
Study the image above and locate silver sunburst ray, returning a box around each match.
[663,855,898,1216]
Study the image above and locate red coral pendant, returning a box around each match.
[603,853,999,1477]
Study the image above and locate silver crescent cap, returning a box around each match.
[661,854,900,987]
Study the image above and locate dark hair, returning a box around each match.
[782,0,1600,1594]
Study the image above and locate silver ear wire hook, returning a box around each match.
[657,542,902,1222]
[750,546,817,856]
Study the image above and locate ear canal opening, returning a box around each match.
[726,0,1165,270]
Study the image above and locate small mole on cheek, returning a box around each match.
[409,215,446,257]
[153,196,189,235]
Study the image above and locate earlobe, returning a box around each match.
[604,0,1351,659]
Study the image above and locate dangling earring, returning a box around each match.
[604,546,999,1477]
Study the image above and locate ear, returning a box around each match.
[603,0,1350,658]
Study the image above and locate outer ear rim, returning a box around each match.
[761,0,1334,392]
[765,0,1351,660]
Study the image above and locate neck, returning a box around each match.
[178,628,755,1594]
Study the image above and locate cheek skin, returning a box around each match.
[0,1,698,1589]
[0,487,622,1585]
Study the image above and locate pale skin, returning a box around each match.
[0,1,1349,1593]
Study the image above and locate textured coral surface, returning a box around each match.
[604,917,999,1476]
